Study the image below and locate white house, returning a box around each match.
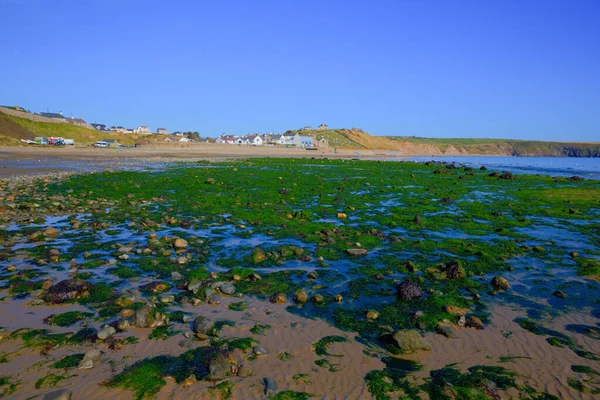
[279,134,294,146]
[134,126,150,134]
[157,127,168,135]
[216,134,237,144]
[244,134,263,146]
[292,134,314,147]
[178,137,190,142]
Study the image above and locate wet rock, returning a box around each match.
[43,389,72,400]
[436,323,459,338]
[173,238,188,249]
[391,329,431,352]
[480,165,488,170]
[160,294,175,303]
[443,305,468,315]
[247,272,262,282]
[187,278,202,293]
[346,248,368,256]
[396,281,423,300]
[499,171,514,179]
[311,294,324,304]
[5,265,16,272]
[465,316,484,330]
[192,316,213,334]
[457,315,466,327]
[140,281,170,294]
[171,271,183,280]
[205,178,215,184]
[78,349,102,369]
[335,294,343,303]
[251,248,267,264]
[117,320,130,330]
[97,326,116,341]
[45,279,91,304]
[490,276,510,291]
[237,364,253,377]
[208,353,230,381]
[253,346,269,356]
[293,289,308,304]
[43,226,61,238]
[176,256,189,265]
[553,290,568,299]
[569,251,579,258]
[219,283,236,295]
[337,212,347,219]
[263,378,277,396]
[269,292,287,304]
[28,231,45,241]
[307,271,318,280]
[413,215,422,225]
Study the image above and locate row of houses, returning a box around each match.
[40,112,90,127]
[216,133,327,148]
[90,124,169,135]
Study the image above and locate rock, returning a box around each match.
[404,260,418,272]
[5,265,16,272]
[413,215,422,225]
[247,272,262,282]
[490,276,510,291]
[337,212,347,219]
[28,231,45,241]
[140,281,170,294]
[553,290,568,299]
[499,171,514,179]
[569,251,579,258]
[443,306,468,315]
[293,289,308,304]
[174,238,188,249]
[436,323,459,338]
[533,245,545,253]
[237,364,253,377]
[307,271,318,280]
[251,248,267,264]
[480,165,488,170]
[208,353,230,381]
[176,256,189,264]
[335,294,343,303]
[264,377,277,396]
[130,304,155,328]
[187,278,202,293]
[396,281,423,300]
[45,279,92,303]
[441,260,466,279]
[171,271,183,280]
[391,330,432,352]
[346,248,368,256]
[366,310,379,320]
[465,316,484,330]
[457,315,466,327]
[43,389,72,400]
[182,375,197,388]
[192,316,213,334]
[97,326,116,340]
[43,226,61,238]
[269,292,287,304]
[78,349,102,369]
[232,274,242,282]
[253,346,269,355]
[117,320,130,330]
[205,178,215,184]
[160,294,175,303]
[311,294,324,304]
[219,283,236,295]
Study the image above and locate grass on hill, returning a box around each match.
[0,114,141,146]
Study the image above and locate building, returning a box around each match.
[300,126,312,131]
[243,134,263,146]
[215,134,238,144]
[111,126,127,133]
[40,112,66,122]
[279,134,294,146]
[262,134,282,144]
[157,127,168,135]
[103,139,120,148]
[65,117,88,127]
[134,126,149,134]
[291,134,314,147]
[317,123,329,131]
[91,123,110,132]
[317,137,329,147]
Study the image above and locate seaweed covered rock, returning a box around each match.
[391,329,431,352]
[396,281,423,301]
[45,279,91,304]
[130,303,167,328]
[441,260,466,279]
[207,352,230,381]
[293,289,308,304]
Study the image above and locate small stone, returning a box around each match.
[43,226,60,238]
[160,294,175,303]
[465,316,484,330]
[232,274,242,282]
[569,251,579,258]
[43,389,72,400]
[307,271,318,280]
[192,316,212,334]
[311,294,324,304]
[366,310,379,320]
[97,326,116,340]
[335,294,343,303]
[219,283,236,295]
[171,271,183,280]
[205,178,215,184]
[269,292,287,304]
[490,276,511,291]
[191,298,202,306]
[443,305,468,315]
[6,265,17,272]
[182,375,197,388]
[346,248,368,256]
[117,320,130,330]
[293,289,308,304]
[263,377,277,396]
[176,256,188,264]
[397,281,423,300]
[120,309,134,318]
[553,290,568,299]
[337,212,347,219]
[187,278,202,293]
[108,258,118,266]
[253,346,269,355]
[78,349,102,369]
[436,323,459,338]
[457,316,466,327]
[237,364,253,377]
[174,238,188,249]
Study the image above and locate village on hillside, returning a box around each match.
[1,105,334,149]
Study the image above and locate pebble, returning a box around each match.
[263,378,277,395]
[97,326,116,340]
[253,346,269,355]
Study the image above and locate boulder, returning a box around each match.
[391,330,431,353]
[207,353,230,381]
[490,276,510,291]
[293,289,308,304]
[219,283,236,295]
[269,292,287,304]
[192,316,213,334]
[130,304,155,328]
[174,238,188,249]
[465,316,484,330]
[43,226,61,238]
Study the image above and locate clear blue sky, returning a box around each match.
[1,0,599,141]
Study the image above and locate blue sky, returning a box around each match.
[1,0,598,141]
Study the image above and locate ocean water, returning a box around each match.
[404,156,600,180]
